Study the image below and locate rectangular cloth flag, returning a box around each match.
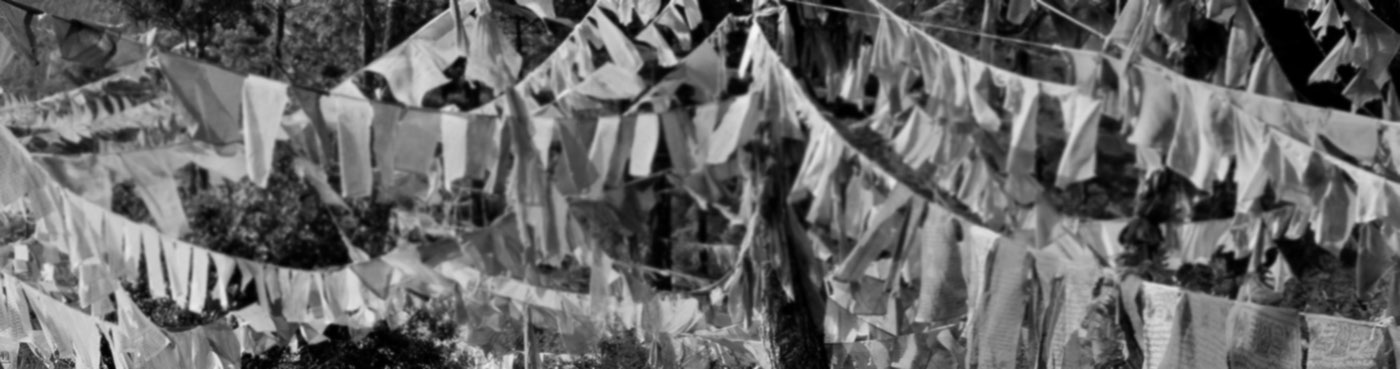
[0,32,14,74]
[972,240,1028,369]
[320,94,375,198]
[1226,302,1303,369]
[1160,291,1230,369]
[1304,313,1389,369]
[1139,282,1181,369]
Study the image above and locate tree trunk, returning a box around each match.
[649,191,673,290]
[384,0,402,49]
[755,139,828,369]
[360,0,378,65]
[275,0,286,77]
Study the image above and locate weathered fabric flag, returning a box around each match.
[972,241,1028,369]
[1139,282,1181,369]
[1304,313,1389,369]
[1160,291,1230,369]
[241,76,290,187]
[1226,302,1303,369]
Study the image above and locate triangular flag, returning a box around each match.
[586,12,643,72]
[706,95,758,165]
[164,238,192,308]
[241,75,290,187]
[1006,81,1042,202]
[116,290,170,364]
[212,254,235,309]
[1055,94,1103,187]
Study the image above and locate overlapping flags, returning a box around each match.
[11,0,1400,367]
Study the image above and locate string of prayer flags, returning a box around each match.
[0,274,131,369]
[29,2,1400,368]
[4,116,747,363]
[840,0,1400,250]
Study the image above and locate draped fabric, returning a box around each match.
[241,76,291,187]
[321,94,376,198]
[15,1,1400,368]
[161,54,245,145]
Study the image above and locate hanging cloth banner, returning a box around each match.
[0,30,15,76]
[241,76,291,187]
[1139,282,1181,369]
[320,93,375,198]
[160,53,245,145]
[970,240,1028,369]
[364,39,454,107]
[1225,302,1304,369]
[1159,291,1231,368]
[1054,93,1103,187]
[1304,313,1390,369]
[51,18,118,67]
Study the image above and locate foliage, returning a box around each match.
[110,0,257,53]
[241,311,473,369]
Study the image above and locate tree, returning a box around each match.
[111,0,257,58]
